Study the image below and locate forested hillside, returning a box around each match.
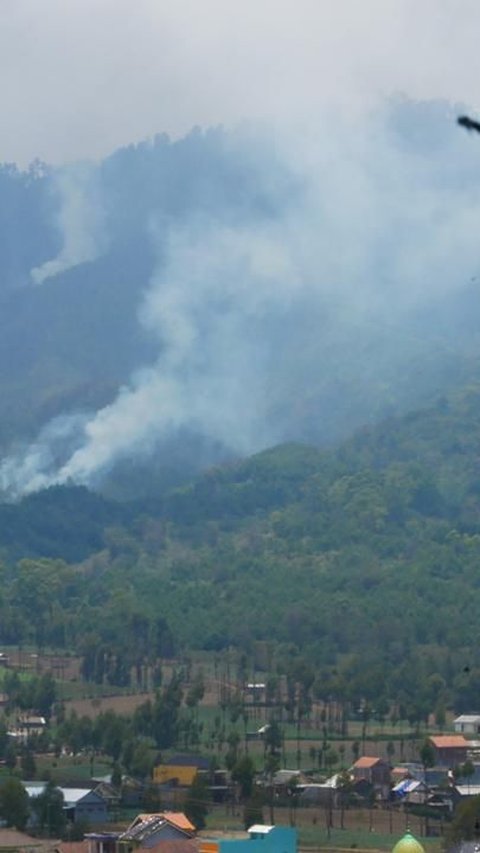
[2,100,480,498]
[2,381,480,718]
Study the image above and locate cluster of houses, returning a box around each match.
[33,732,480,828]
[0,813,297,853]
[76,817,296,853]
[284,733,480,817]
[4,722,480,848]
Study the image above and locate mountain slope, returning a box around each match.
[2,101,480,496]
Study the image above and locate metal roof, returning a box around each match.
[455,785,480,796]
[455,715,480,723]
[248,826,274,834]
[25,785,100,807]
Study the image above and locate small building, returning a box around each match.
[453,784,480,801]
[392,779,429,805]
[298,777,343,809]
[25,785,108,825]
[62,788,108,825]
[9,715,47,744]
[351,756,391,799]
[454,715,480,735]
[391,766,412,783]
[244,684,266,704]
[429,735,468,767]
[117,812,195,850]
[269,769,308,794]
[153,755,210,787]
[199,825,296,853]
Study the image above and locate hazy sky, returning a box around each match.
[2,0,480,165]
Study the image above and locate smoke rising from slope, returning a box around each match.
[2,99,480,496]
[31,163,104,285]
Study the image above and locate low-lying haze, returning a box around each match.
[1,1,480,166]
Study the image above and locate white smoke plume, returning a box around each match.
[2,99,480,497]
[30,163,105,285]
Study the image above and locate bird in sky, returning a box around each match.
[458,115,480,133]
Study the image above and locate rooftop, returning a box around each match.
[353,756,382,768]
[391,831,426,853]
[455,714,480,723]
[430,735,469,748]
[248,826,274,835]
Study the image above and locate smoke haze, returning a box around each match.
[2,99,480,496]
[31,164,105,284]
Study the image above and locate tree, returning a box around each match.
[351,740,360,763]
[263,719,282,758]
[0,777,29,830]
[21,747,36,780]
[5,742,17,773]
[31,781,66,837]
[337,770,353,829]
[325,746,339,772]
[243,790,264,830]
[232,755,256,800]
[264,753,280,825]
[129,740,155,780]
[448,793,480,843]
[184,773,210,830]
[386,740,395,764]
[419,739,435,772]
[111,762,122,789]
[34,672,56,719]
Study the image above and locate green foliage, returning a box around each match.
[243,790,265,830]
[232,755,256,800]
[0,777,29,830]
[31,780,66,837]
[419,739,435,769]
[447,793,480,843]
[4,384,480,713]
[110,762,122,788]
[184,773,210,830]
[20,747,36,780]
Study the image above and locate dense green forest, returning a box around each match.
[2,380,480,720]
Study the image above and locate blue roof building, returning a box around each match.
[199,825,296,853]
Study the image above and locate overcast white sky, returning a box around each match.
[1,0,480,165]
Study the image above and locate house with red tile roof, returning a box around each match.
[118,812,195,851]
[428,735,468,767]
[351,756,391,799]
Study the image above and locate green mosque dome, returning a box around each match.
[391,831,426,853]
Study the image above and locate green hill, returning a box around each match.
[1,383,480,716]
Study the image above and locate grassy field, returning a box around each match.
[35,753,113,783]
[204,805,445,850]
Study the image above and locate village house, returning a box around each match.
[8,714,47,744]
[428,735,468,767]
[117,813,195,851]
[81,813,195,853]
[25,785,108,825]
[153,754,210,787]
[351,756,391,799]
[454,715,480,735]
